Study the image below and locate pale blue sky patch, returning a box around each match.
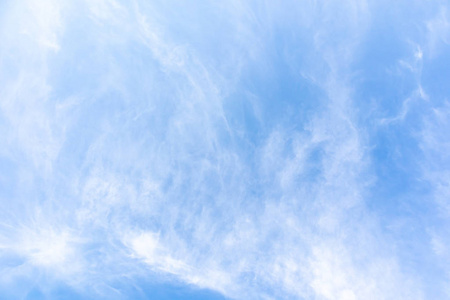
[1,1,450,299]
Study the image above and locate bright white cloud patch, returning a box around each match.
[0,0,449,299]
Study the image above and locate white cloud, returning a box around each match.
[419,99,450,298]
[0,0,446,299]
[0,213,83,283]
[426,7,450,57]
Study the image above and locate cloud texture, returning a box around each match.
[1,1,450,299]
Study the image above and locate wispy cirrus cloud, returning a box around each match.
[1,1,449,299]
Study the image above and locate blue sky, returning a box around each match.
[1,1,450,299]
